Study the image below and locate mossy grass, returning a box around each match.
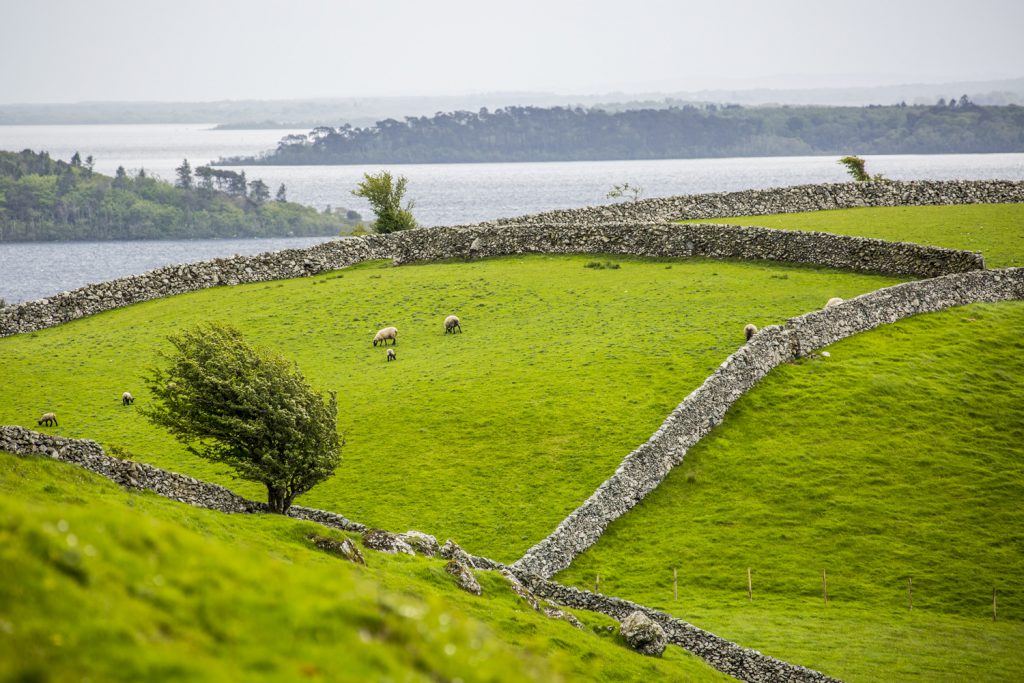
[0,453,732,682]
[556,301,1024,682]
[0,254,899,561]
[680,202,1024,268]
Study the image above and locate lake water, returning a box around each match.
[1,123,1023,302]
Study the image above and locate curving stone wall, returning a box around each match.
[512,267,1024,578]
[511,571,841,683]
[0,425,365,532]
[5,178,1022,337]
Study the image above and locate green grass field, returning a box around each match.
[0,453,731,682]
[681,203,1024,268]
[0,254,898,562]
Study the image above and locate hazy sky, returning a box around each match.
[1,0,1022,103]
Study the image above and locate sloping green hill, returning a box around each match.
[0,452,730,682]
[0,254,898,562]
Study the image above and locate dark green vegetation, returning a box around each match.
[351,170,417,233]
[144,324,341,514]
[683,203,1024,269]
[557,301,1024,682]
[0,454,731,682]
[0,150,360,241]
[220,102,1024,165]
[0,255,899,561]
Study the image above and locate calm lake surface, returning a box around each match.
[1,123,1023,302]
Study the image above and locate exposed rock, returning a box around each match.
[362,528,415,556]
[308,534,365,565]
[444,559,482,596]
[619,610,667,657]
[399,530,439,557]
[439,539,475,567]
[501,569,540,611]
[543,604,585,630]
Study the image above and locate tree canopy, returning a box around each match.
[142,323,342,514]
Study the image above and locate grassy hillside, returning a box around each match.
[0,254,899,562]
[681,203,1024,268]
[0,452,731,682]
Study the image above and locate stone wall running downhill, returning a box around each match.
[0,425,366,533]
[512,267,1024,578]
[5,178,1022,337]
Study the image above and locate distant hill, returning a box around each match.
[215,101,1024,166]
[0,149,361,241]
[1,77,1021,127]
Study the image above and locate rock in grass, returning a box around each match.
[439,539,475,566]
[362,528,415,556]
[445,560,482,596]
[399,530,439,557]
[501,569,540,611]
[308,534,365,565]
[543,605,585,630]
[619,611,667,657]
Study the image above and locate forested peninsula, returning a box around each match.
[219,101,1024,165]
[0,150,360,241]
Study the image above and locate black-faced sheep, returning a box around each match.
[373,326,398,347]
[826,297,844,308]
[37,412,58,427]
[122,391,135,406]
[444,315,462,334]
[744,323,758,341]
[387,348,396,362]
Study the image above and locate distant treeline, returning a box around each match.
[0,150,361,241]
[218,100,1024,165]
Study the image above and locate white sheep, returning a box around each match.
[387,348,396,362]
[444,315,462,334]
[37,412,58,427]
[744,323,758,341]
[826,297,844,308]
[122,391,135,406]
[373,326,398,347]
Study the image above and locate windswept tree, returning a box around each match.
[248,178,270,204]
[175,158,193,189]
[142,323,342,514]
[351,170,416,233]
[606,182,644,203]
[275,183,287,202]
[837,155,884,182]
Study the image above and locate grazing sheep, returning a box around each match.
[826,297,844,308]
[373,326,398,347]
[122,391,135,406]
[744,323,758,341]
[444,315,462,334]
[37,412,58,427]
[387,348,396,362]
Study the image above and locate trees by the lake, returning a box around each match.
[0,149,362,241]
[351,170,416,233]
[219,103,1024,166]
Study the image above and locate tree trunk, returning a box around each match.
[266,485,298,514]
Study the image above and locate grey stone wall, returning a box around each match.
[512,571,841,683]
[0,425,365,532]
[4,179,1019,337]
[512,267,1024,578]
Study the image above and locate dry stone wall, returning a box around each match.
[0,425,365,532]
[4,179,1021,337]
[512,267,1024,578]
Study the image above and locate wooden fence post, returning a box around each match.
[747,567,753,602]
[673,567,678,602]
[595,574,600,594]
[822,569,829,605]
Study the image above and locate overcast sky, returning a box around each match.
[1,0,1022,104]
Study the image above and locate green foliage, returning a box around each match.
[0,454,729,682]
[837,155,885,182]
[606,182,644,202]
[142,323,341,513]
[351,170,416,233]
[0,149,361,241]
[220,103,1024,165]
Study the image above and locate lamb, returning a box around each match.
[744,323,758,341]
[373,326,398,347]
[37,412,58,427]
[122,391,135,406]
[826,297,844,308]
[444,315,462,334]
[387,348,396,362]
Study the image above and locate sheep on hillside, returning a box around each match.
[373,326,398,347]
[37,412,58,427]
[444,315,462,334]
[744,324,758,341]
[387,348,396,362]
[826,297,844,308]
[122,391,135,406]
